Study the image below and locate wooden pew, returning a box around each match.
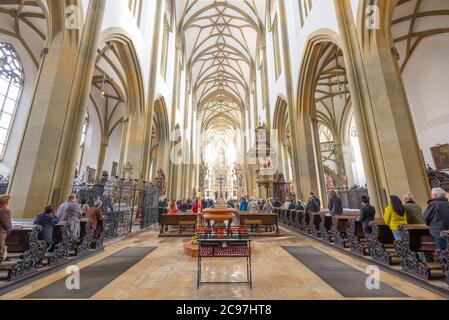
[159,214,197,237]
[294,210,305,231]
[74,219,94,257]
[302,211,313,234]
[436,231,449,286]
[91,219,105,250]
[332,213,359,248]
[347,219,369,255]
[395,225,444,280]
[366,221,400,265]
[0,226,47,281]
[319,213,333,243]
[288,210,297,228]
[310,212,324,238]
[238,212,280,235]
[46,223,70,267]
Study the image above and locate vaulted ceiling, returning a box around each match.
[391,0,449,72]
[0,1,47,68]
[177,0,266,132]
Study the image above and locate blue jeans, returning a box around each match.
[392,230,402,241]
[435,238,447,251]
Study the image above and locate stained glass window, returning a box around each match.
[0,43,24,157]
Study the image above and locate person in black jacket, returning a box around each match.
[328,190,343,216]
[358,195,376,234]
[423,188,449,250]
[306,192,321,213]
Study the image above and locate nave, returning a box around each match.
[0,227,445,300]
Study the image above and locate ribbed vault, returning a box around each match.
[177,0,266,133]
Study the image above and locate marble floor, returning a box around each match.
[0,227,447,300]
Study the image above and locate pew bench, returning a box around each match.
[347,220,369,255]
[0,226,46,281]
[302,211,313,234]
[310,212,324,238]
[332,213,359,248]
[366,221,400,265]
[159,214,197,237]
[319,213,334,243]
[74,219,95,257]
[436,231,449,286]
[395,225,444,280]
[238,213,280,235]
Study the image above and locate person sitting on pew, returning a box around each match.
[34,204,59,250]
[272,198,282,208]
[306,192,321,213]
[263,199,274,214]
[295,200,306,211]
[167,200,178,215]
[248,197,259,214]
[384,195,408,240]
[179,199,188,213]
[283,199,291,210]
[403,192,424,225]
[423,187,449,250]
[0,195,12,261]
[86,200,104,232]
[359,195,375,234]
[328,190,343,217]
[57,193,82,239]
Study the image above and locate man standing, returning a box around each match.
[57,193,82,240]
[359,195,376,234]
[306,192,321,213]
[328,190,343,216]
[403,192,425,225]
[239,197,249,212]
[423,188,449,250]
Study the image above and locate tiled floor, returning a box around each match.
[0,226,447,300]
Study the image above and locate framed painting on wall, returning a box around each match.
[431,144,449,171]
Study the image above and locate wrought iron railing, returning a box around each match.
[72,179,159,241]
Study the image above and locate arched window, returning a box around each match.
[0,43,23,157]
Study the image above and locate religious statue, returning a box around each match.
[155,168,167,196]
[122,161,134,180]
[341,175,348,190]
[325,175,334,190]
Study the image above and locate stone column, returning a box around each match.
[334,0,430,210]
[9,0,106,218]
[141,0,163,180]
[96,139,109,180]
[278,0,304,199]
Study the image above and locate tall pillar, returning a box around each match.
[96,139,109,180]
[141,0,163,180]
[334,0,430,211]
[9,0,106,218]
[278,0,303,199]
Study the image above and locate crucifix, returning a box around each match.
[217,175,225,199]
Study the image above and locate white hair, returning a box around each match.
[431,187,446,198]
[404,192,414,201]
[94,200,103,208]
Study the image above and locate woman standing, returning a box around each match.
[384,195,408,240]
